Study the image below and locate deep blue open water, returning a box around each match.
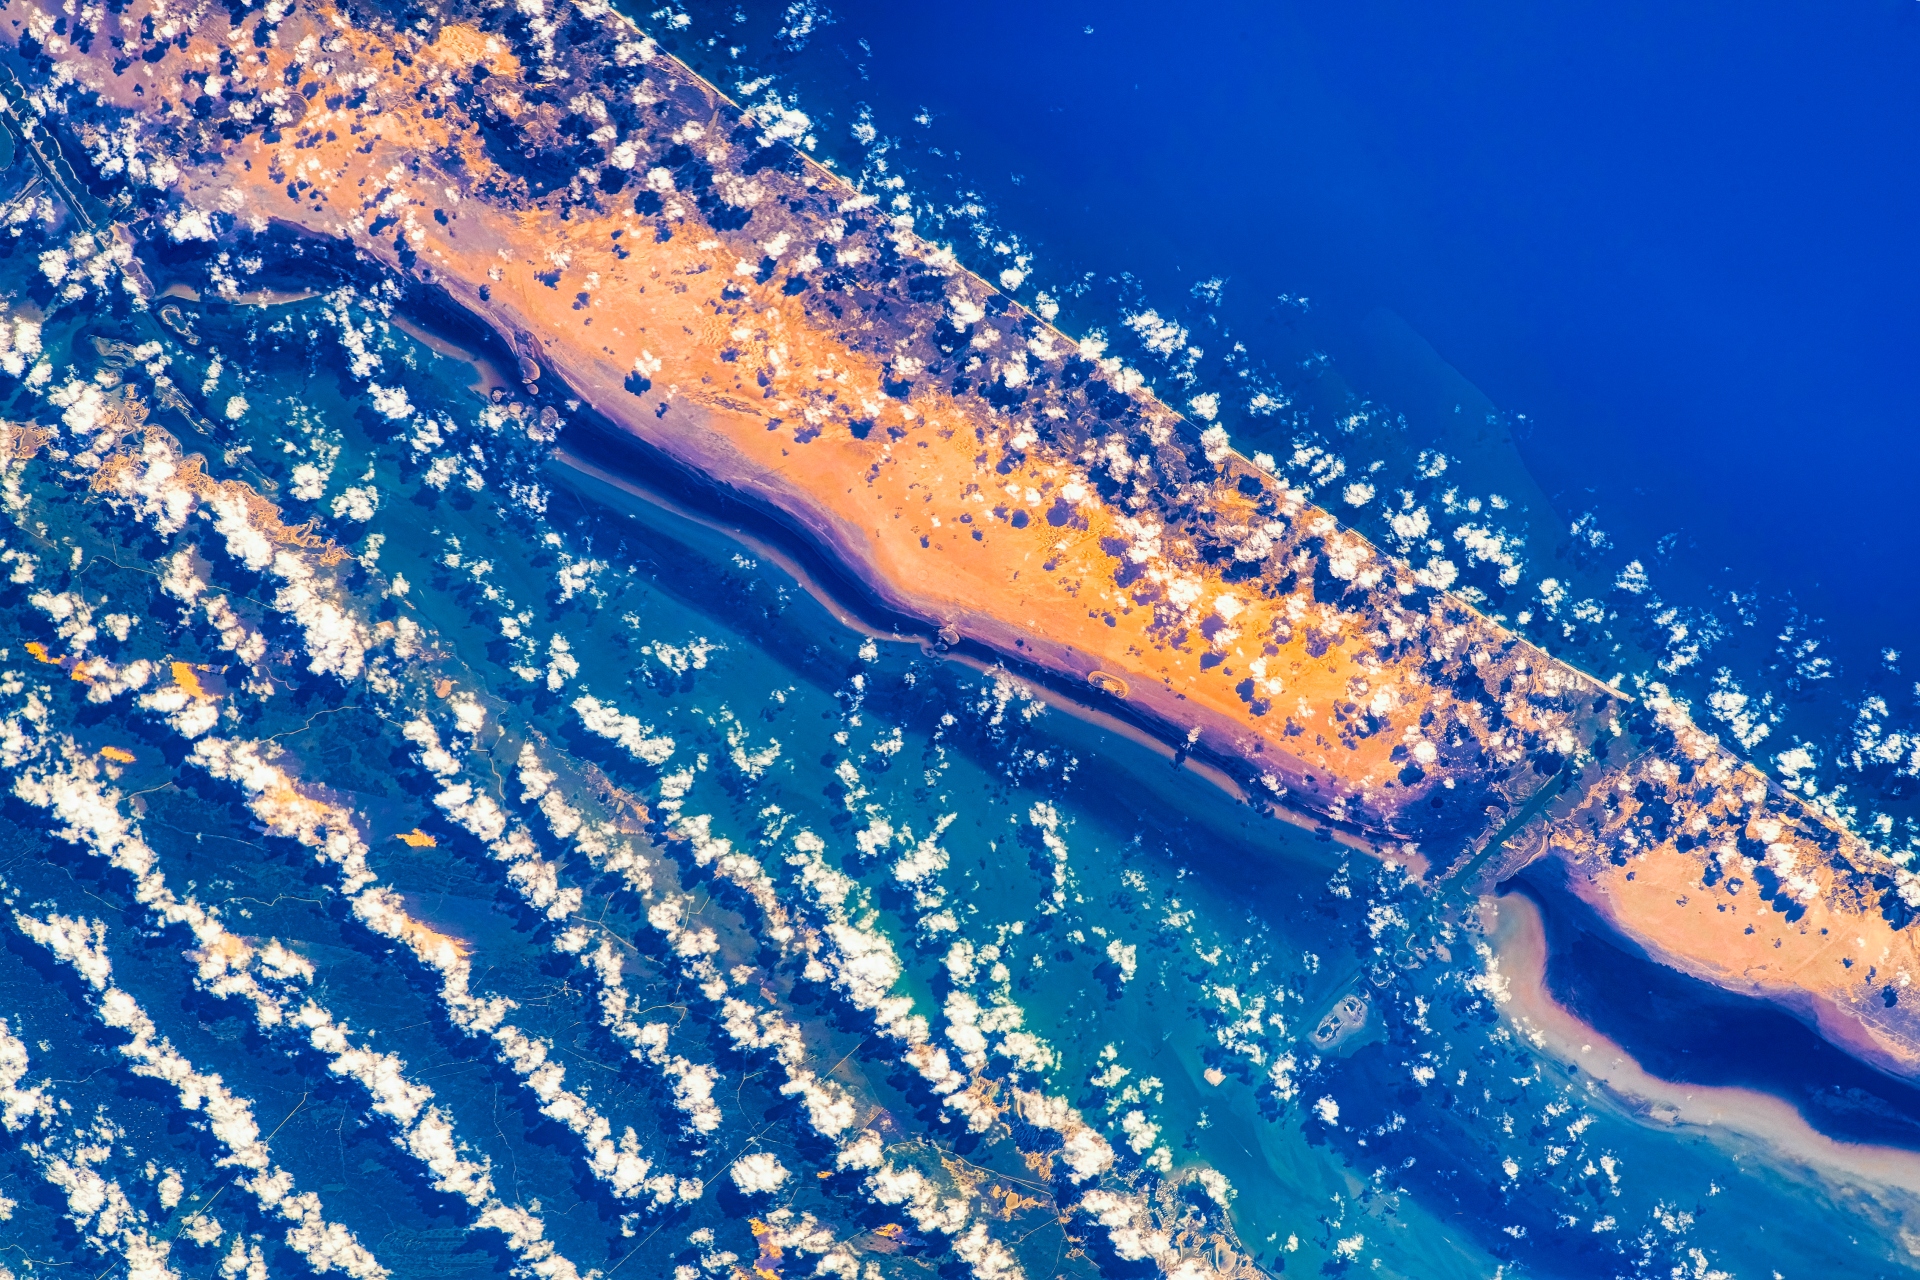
[729,0,1920,638]
[676,0,1920,838]
[5,4,1920,1279]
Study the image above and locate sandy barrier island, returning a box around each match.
[1488,888,1920,1229]
[8,0,1920,1084]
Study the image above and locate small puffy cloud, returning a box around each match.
[368,383,414,420]
[947,292,986,329]
[168,208,216,242]
[1775,745,1817,782]
[1193,1168,1234,1207]
[1413,556,1458,591]
[730,1151,789,1196]
[1104,938,1135,983]
[1124,310,1188,357]
[1199,425,1230,464]
[289,464,327,502]
[573,695,674,765]
[330,486,379,522]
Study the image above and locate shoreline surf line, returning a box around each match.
[32,0,1912,1084]
[1488,887,1920,1212]
[549,439,1392,862]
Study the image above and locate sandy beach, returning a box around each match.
[1491,889,1920,1212]
[14,0,1920,1087]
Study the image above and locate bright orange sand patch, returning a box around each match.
[170,661,213,700]
[18,0,1920,1079]
[94,13,1600,858]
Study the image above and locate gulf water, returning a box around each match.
[4,4,1920,1278]
[0,281,1904,1279]
[666,0,1920,846]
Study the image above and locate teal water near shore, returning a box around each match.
[0,257,1912,1280]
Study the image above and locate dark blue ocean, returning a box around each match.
[740,0,1920,633]
[11,5,1920,1279]
[677,0,1920,832]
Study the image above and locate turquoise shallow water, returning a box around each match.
[0,0,1918,1263]
[0,260,1912,1280]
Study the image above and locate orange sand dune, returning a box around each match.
[11,0,1920,1080]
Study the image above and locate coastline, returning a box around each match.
[550,435,1384,857]
[11,0,1920,1088]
